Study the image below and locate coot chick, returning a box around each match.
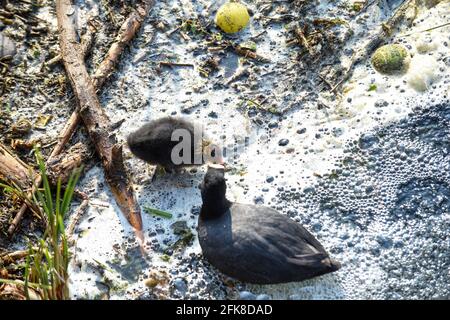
[127,117,222,171]
[198,165,341,284]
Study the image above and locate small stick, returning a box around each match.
[40,141,58,149]
[0,248,37,266]
[159,61,194,67]
[167,25,182,36]
[66,199,89,244]
[318,74,342,98]
[250,30,267,41]
[262,14,296,24]
[207,40,270,62]
[89,201,110,208]
[179,31,191,41]
[261,70,276,77]
[225,66,249,85]
[207,46,225,52]
[399,21,450,38]
[232,45,270,62]
[294,27,313,56]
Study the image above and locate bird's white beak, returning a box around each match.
[208,163,225,170]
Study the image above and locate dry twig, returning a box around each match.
[0,248,36,266]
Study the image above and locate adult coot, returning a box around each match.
[127,117,222,171]
[198,165,341,284]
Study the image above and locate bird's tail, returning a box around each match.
[328,258,342,271]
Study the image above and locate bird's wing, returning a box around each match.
[231,204,328,257]
[286,253,329,267]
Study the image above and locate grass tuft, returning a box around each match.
[0,147,82,299]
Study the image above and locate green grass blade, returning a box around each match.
[56,177,61,224]
[62,236,69,270]
[144,206,173,219]
[61,167,82,217]
[24,245,32,300]
[57,214,65,238]
[36,190,52,226]
[35,148,54,216]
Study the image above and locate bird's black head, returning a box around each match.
[127,131,145,159]
[201,164,226,201]
[126,121,161,162]
[200,164,230,219]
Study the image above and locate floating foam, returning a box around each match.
[407,55,440,92]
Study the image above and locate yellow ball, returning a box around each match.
[215,2,250,34]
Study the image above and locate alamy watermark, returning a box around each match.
[170,124,253,166]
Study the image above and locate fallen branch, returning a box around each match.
[0,283,40,300]
[56,0,143,232]
[0,142,91,186]
[92,0,155,89]
[0,144,35,189]
[46,19,96,68]
[66,198,89,244]
[9,0,155,236]
[159,61,194,68]
[46,142,93,185]
[232,44,270,63]
[0,248,37,266]
[1,141,89,231]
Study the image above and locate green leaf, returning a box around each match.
[56,177,61,221]
[239,41,257,52]
[144,206,173,219]
[35,148,54,216]
[36,190,51,222]
[160,254,171,262]
[61,166,82,218]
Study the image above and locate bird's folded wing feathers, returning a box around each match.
[286,253,330,268]
[233,207,326,253]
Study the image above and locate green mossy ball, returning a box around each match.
[371,44,410,75]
